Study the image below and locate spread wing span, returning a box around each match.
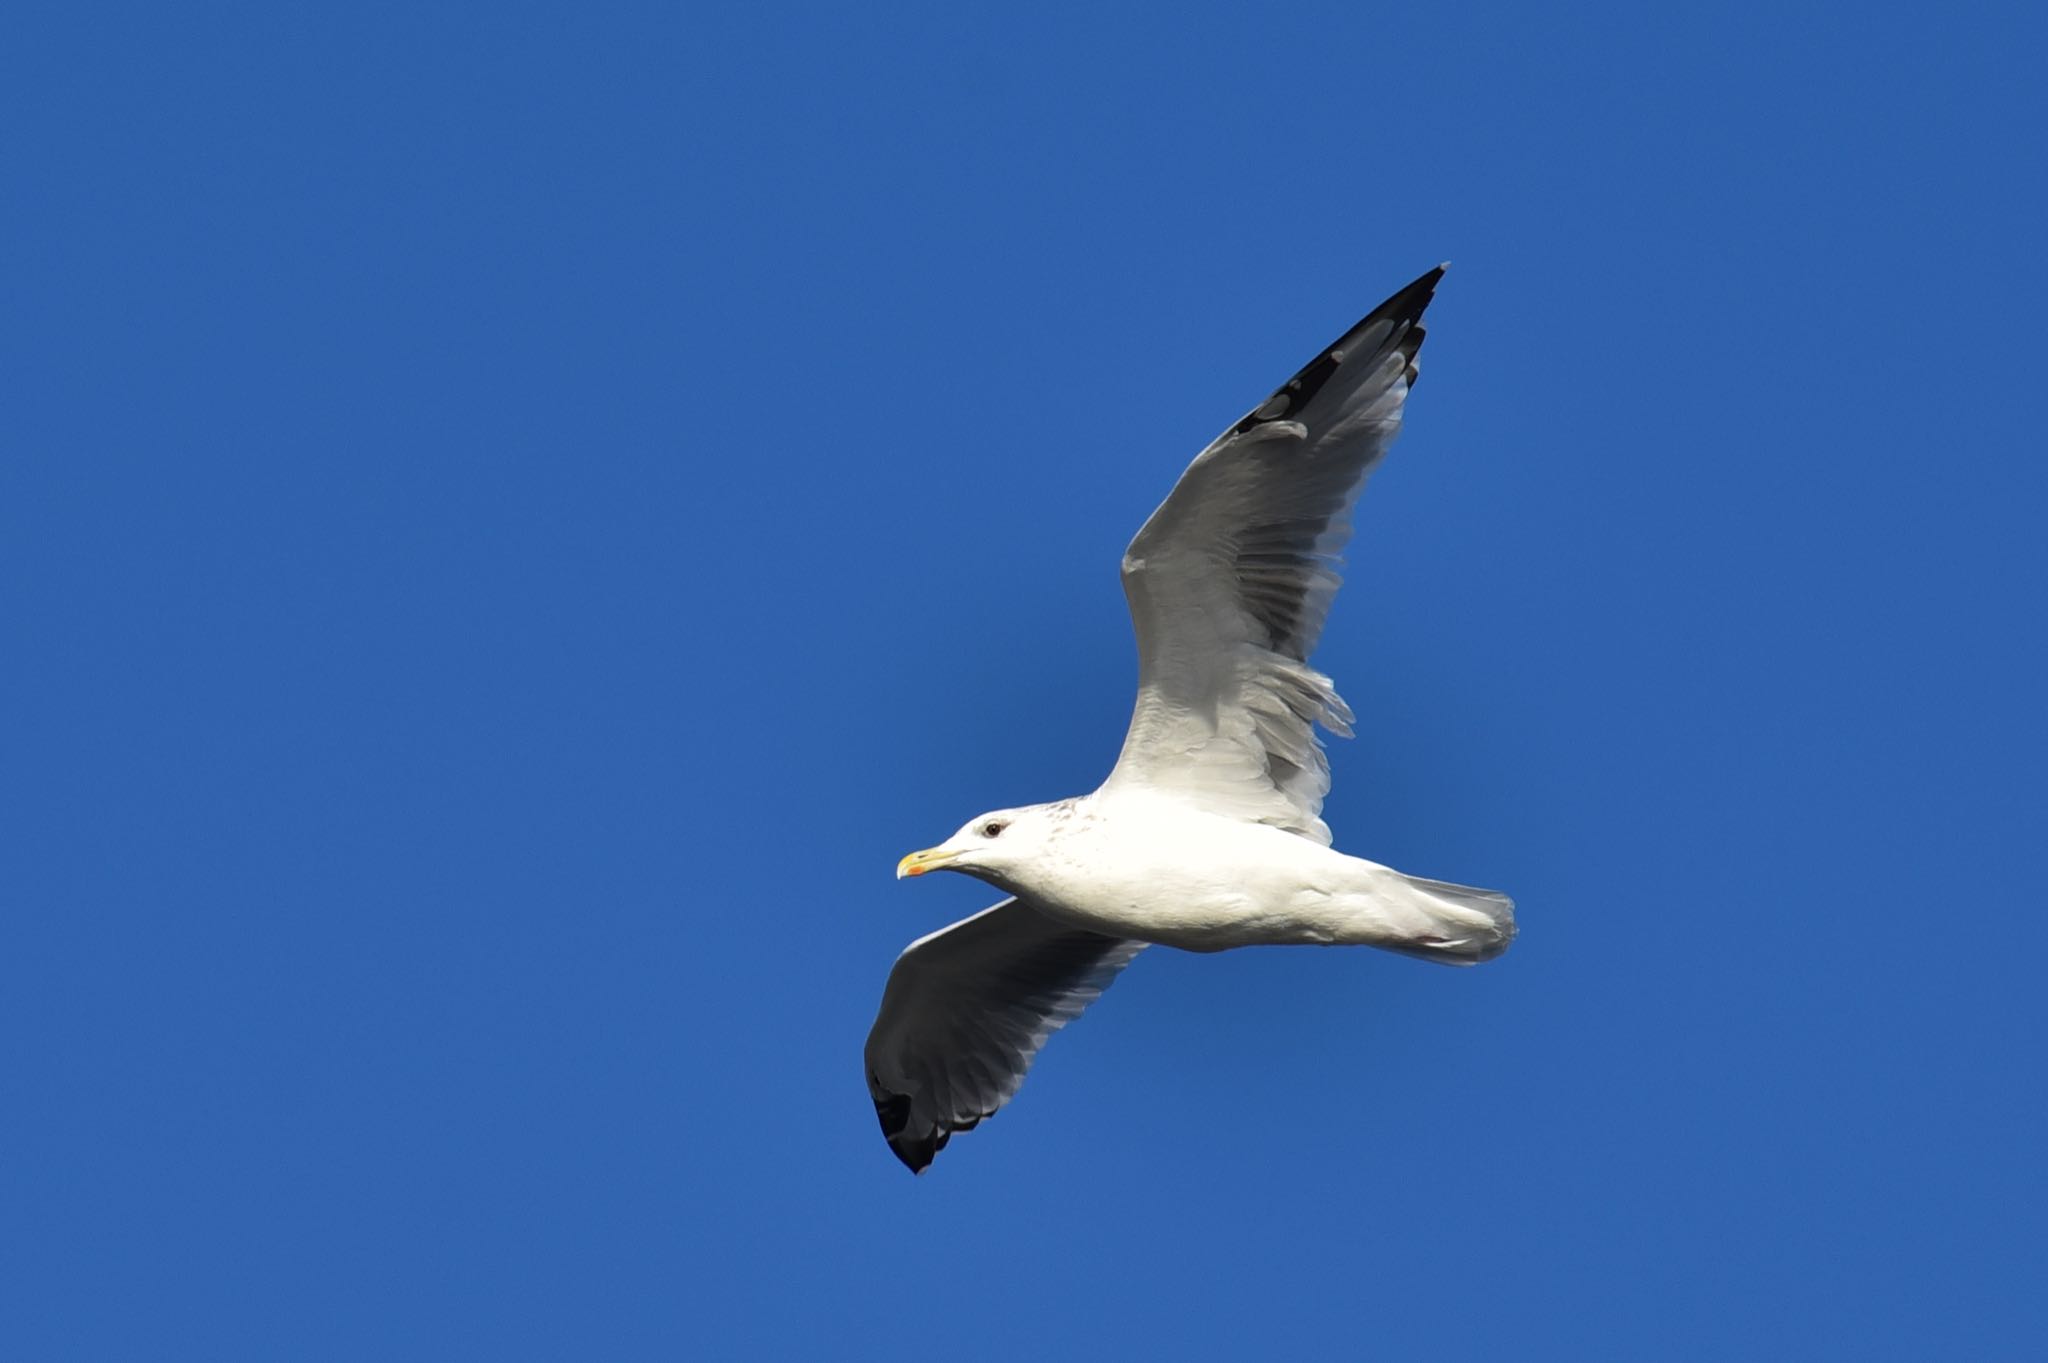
[1104,266,1444,842]
[864,898,1144,1173]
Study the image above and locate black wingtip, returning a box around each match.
[888,1125,949,1175]
[872,1085,951,1174]
[1381,263,1446,325]
[1229,264,1446,436]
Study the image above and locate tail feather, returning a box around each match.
[1374,873,1517,966]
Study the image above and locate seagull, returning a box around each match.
[865,265,1514,1173]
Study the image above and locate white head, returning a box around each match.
[896,802,1070,892]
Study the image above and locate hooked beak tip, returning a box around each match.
[896,848,949,879]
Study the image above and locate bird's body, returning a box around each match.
[865,265,1515,1172]
[970,792,1511,957]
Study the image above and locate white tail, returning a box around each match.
[1368,872,1517,965]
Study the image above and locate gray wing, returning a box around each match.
[1103,265,1443,842]
[864,898,1145,1173]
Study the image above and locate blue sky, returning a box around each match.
[5,2,2044,1357]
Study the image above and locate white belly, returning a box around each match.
[1023,806,1384,951]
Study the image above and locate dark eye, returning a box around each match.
[981,821,1007,839]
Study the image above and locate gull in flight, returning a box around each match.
[866,266,1514,1173]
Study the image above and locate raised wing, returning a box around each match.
[864,898,1144,1173]
[1103,266,1443,842]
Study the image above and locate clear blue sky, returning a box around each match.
[5,3,2044,1358]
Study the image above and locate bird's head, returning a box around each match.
[895,803,1067,890]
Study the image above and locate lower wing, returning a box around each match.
[863,898,1144,1172]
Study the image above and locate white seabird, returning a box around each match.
[866,266,1514,1173]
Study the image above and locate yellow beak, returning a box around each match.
[896,847,959,879]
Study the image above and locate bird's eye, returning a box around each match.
[981,821,1007,839]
